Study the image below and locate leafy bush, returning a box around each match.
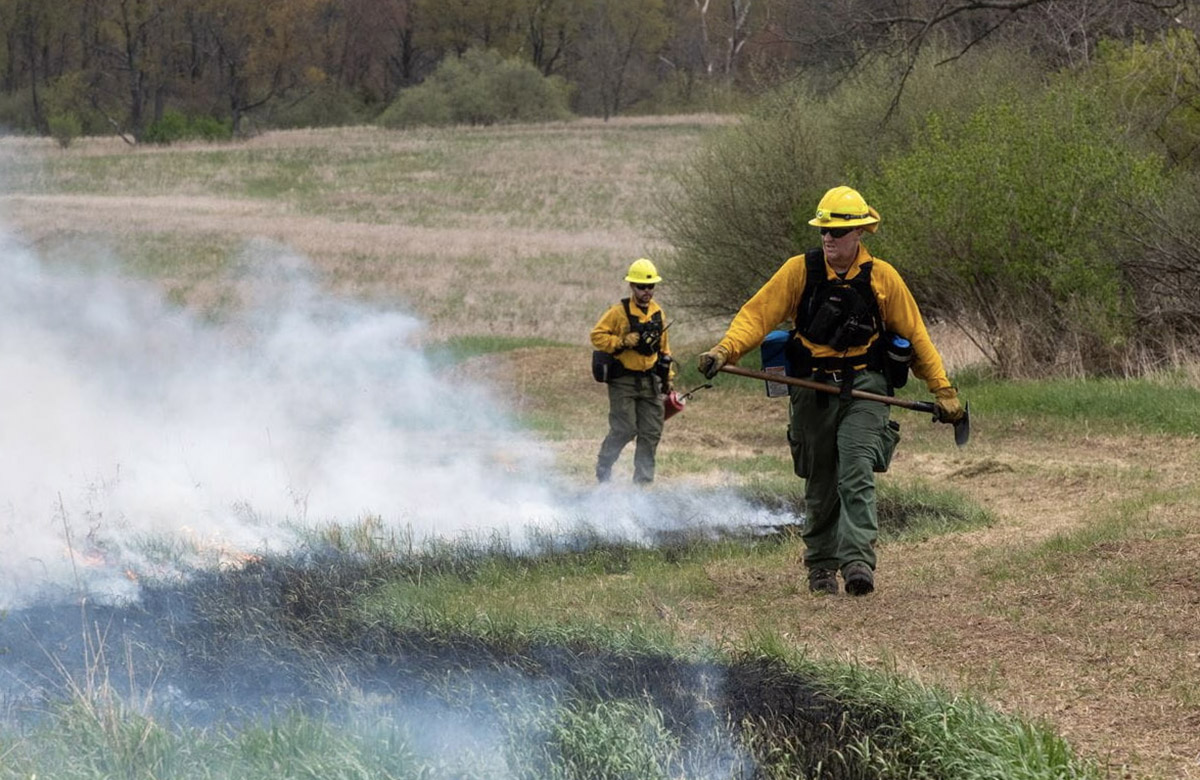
[267,84,374,129]
[378,48,573,128]
[41,71,108,137]
[143,111,189,143]
[143,110,232,144]
[1089,28,1200,170]
[659,43,1185,377]
[870,88,1162,376]
[188,114,233,141]
[659,46,1046,324]
[47,113,82,148]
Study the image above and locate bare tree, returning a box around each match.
[771,0,1187,117]
[573,0,670,118]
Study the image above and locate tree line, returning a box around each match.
[0,0,1187,142]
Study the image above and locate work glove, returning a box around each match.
[620,331,640,349]
[934,386,965,423]
[697,344,730,379]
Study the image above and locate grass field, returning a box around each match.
[2,120,1199,778]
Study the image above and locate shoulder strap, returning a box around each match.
[797,249,828,328]
[855,261,880,322]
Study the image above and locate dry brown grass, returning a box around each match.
[1,118,726,341]
[3,123,1198,778]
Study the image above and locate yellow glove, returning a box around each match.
[697,345,730,379]
[621,332,640,349]
[934,386,964,423]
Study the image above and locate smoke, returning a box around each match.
[0,226,796,609]
[0,224,809,778]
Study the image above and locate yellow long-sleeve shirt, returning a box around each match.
[591,298,670,373]
[717,245,952,394]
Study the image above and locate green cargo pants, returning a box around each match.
[787,370,900,572]
[596,372,664,484]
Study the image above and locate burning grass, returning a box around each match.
[0,531,1094,779]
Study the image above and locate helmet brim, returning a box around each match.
[807,215,879,229]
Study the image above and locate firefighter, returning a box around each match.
[697,186,964,595]
[591,258,674,484]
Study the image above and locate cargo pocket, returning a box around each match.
[787,427,810,478]
[873,420,901,473]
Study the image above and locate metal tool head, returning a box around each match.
[928,399,970,447]
[952,401,970,447]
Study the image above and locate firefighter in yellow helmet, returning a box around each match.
[697,186,964,595]
[590,258,674,484]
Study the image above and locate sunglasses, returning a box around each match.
[819,226,856,238]
[633,283,655,291]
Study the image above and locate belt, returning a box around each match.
[810,367,879,384]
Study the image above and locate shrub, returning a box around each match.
[659,43,1181,377]
[143,110,232,144]
[41,71,109,138]
[267,84,373,129]
[656,86,838,319]
[658,46,1046,324]
[189,114,233,141]
[378,48,573,129]
[1117,169,1200,362]
[1089,28,1200,170]
[142,110,189,144]
[47,112,82,148]
[870,88,1162,377]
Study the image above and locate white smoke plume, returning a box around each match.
[0,227,796,608]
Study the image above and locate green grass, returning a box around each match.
[733,637,1100,780]
[0,701,506,779]
[946,370,1200,436]
[876,477,995,540]
[368,543,744,630]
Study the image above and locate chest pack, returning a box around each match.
[591,300,666,383]
[796,250,881,352]
[785,249,910,391]
[622,298,664,356]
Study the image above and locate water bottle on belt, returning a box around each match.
[884,333,912,389]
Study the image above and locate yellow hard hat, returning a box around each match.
[624,258,662,284]
[807,186,880,233]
